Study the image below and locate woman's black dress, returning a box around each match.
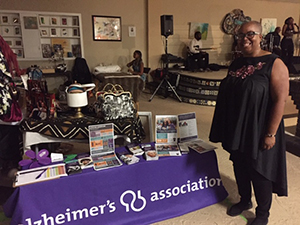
[209,54,287,196]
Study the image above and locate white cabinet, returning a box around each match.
[0,10,83,60]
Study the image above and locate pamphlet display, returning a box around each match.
[177,112,217,154]
[88,123,122,171]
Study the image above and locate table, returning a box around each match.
[4,147,228,225]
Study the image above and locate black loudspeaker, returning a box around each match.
[160,15,173,37]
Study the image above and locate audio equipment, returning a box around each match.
[149,15,181,102]
[160,15,173,37]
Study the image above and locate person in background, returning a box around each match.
[265,26,281,56]
[209,21,289,225]
[127,50,146,81]
[189,31,203,53]
[127,50,146,90]
[280,17,299,72]
[188,31,209,71]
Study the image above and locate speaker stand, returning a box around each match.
[149,37,182,103]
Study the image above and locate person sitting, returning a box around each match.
[127,50,147,90]
[265,26,281,56]
[189,31,203,54]
[127,50,146,81]
[187,31,209,71]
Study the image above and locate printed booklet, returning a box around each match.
[88,123,122,171]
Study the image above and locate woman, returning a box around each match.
[209,21,289,225]
[0,35,22,174]
[127,50,146,82]
[281,17,299,72]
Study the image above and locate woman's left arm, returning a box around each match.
[264,58,289,150]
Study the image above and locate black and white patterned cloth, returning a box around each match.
[20,113,146,143]
[0,48,13,116]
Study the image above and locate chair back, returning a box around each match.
[143,67,151,74]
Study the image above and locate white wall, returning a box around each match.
[1,0,300,71]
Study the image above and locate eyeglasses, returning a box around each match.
[235,31,260,40]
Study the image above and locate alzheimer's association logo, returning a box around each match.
[120,190,147,212]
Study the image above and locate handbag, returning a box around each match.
[95,83,136,120]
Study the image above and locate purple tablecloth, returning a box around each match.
[4,147,228,225]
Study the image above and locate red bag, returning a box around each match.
[0,99,22,122]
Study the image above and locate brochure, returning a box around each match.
[127,143,144,156]
[141,143,159,161]
[117,150,140,165]
[78,156,94,169]
[155,115,181,156]
[92,153,123,170]
[178,112,198,142]
[178,141,190,154]
[155,144,181,157]
[187,139,217,154]
[14,163,68,187]
[88,123,122,171]
[156,115,178,144]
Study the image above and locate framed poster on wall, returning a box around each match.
[92,15,121,41]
